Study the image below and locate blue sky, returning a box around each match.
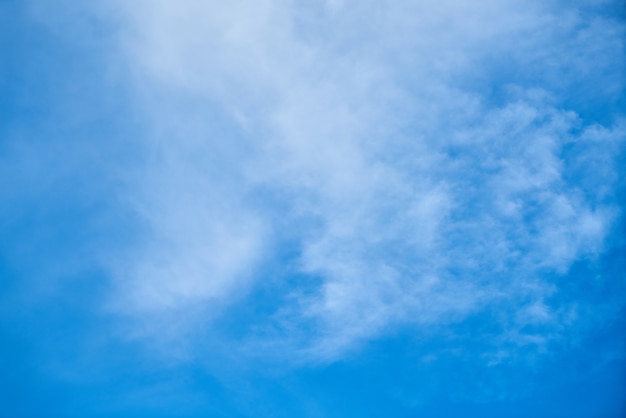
[1,1,625,417]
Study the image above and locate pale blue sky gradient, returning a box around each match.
[1,1,625,417]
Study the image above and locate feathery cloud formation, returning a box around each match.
[99,0,624,361]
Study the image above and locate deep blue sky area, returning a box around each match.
[1,1,625,417]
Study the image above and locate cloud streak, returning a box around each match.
[99,0,625,361]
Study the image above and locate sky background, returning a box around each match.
[1,1,625,417]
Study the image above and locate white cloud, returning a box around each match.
[98,0,624,361]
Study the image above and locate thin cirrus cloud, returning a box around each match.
[95,0,625,362]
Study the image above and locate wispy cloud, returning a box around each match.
[99,0,625,361]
